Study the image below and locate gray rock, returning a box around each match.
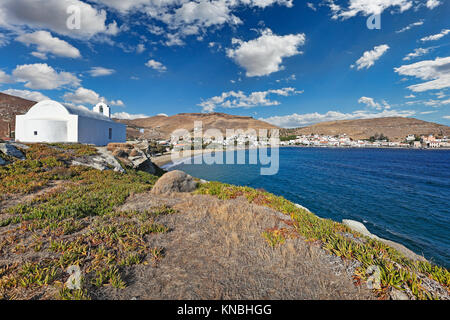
[294,203,312,213]
[342,219,427,262]
[342,219,379,239]
[71,147,124,172]
[0,143,25,159]
[389,287,410,300]
[151,170,198,195]
[0,156,5,166]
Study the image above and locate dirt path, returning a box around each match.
[106,192,375,300]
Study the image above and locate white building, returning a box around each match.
[15,100,126,146]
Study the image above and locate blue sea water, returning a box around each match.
[168,147,450,268]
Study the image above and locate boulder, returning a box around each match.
[72,147,124,172]
[0,156,5,166]
[342,219,427,262]
[388,287,410,300]
[0,143,25,159]
[151,170,198,195]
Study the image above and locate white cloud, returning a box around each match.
[63,87,103,105]
[443,115,450,120]
[88,67,116,77]
[0,0,118,39]
[136,43,145,54]
[306,2,317,11]
[63,87,124,107]
[358,97,381,110]
[352,44,389,70]
[260,109,416,128]
[30,51,48,60]
[0,70,13,84]
[421,29,450,42]
[426,0,441,9]
[227,29,305,77]
[423,99,450,107]
[394,56,450,92]
[2,88,49,101]
[109,99,124,107]
[0,32,9,47]
[327,0,413,19]
[112,111,149,120]
[145,59,167,72]
[94,0,292,44]
[15,31,81,59]
[396,20,424,33]
[199,87,302,112]
[405,94,416,98]
[13,63,80,90]
[403,47,433,61]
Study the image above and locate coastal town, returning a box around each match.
[161,132,450,153]
[279,133,450,149]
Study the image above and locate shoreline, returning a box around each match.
[152,145,450,168]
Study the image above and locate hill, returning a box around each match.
[281,117,450,142]
[116,113,279,140]
[0,93,37,139]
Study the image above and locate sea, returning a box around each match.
[166,147,450,268]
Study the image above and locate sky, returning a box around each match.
[0,0,449,128]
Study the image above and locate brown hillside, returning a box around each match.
[116,113,279,140]
[281,117,450,142]
[0,93,37,139]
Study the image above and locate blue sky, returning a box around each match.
[0,0,449,127]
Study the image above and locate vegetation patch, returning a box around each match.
[196,181,450,300]
[0,143,170,300]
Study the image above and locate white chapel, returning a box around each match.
[15,100,126,146]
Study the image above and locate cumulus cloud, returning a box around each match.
[63,87,104,105]
[0,70,13,84]
[0,0,118,39]
[112,111,149,120]
[63,87,124,107]
[93,0,292,45]
[426,0,441,9]
[109,99,125,107]
[227,29,305,77]
[145,59,167,72]
[394,56,450,92]
[12,63,80,90]
[15,31,81,59]
[88,67,116,77]
[421,29,450,42]
[199,87,302,112]
[352,44,389,70]
[2,88,49,101]
[326,0,413,19]
[396,20,424,33]
[260,109,416,128]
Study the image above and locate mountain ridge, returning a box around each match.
[280,117,450,142]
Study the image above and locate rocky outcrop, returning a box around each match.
[106,142,158,174]
[72,146,124,173]
[0,142,25,160]
[151,170,198,195]
[342,219,427,263]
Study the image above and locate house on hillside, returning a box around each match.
[15,100,126,146]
